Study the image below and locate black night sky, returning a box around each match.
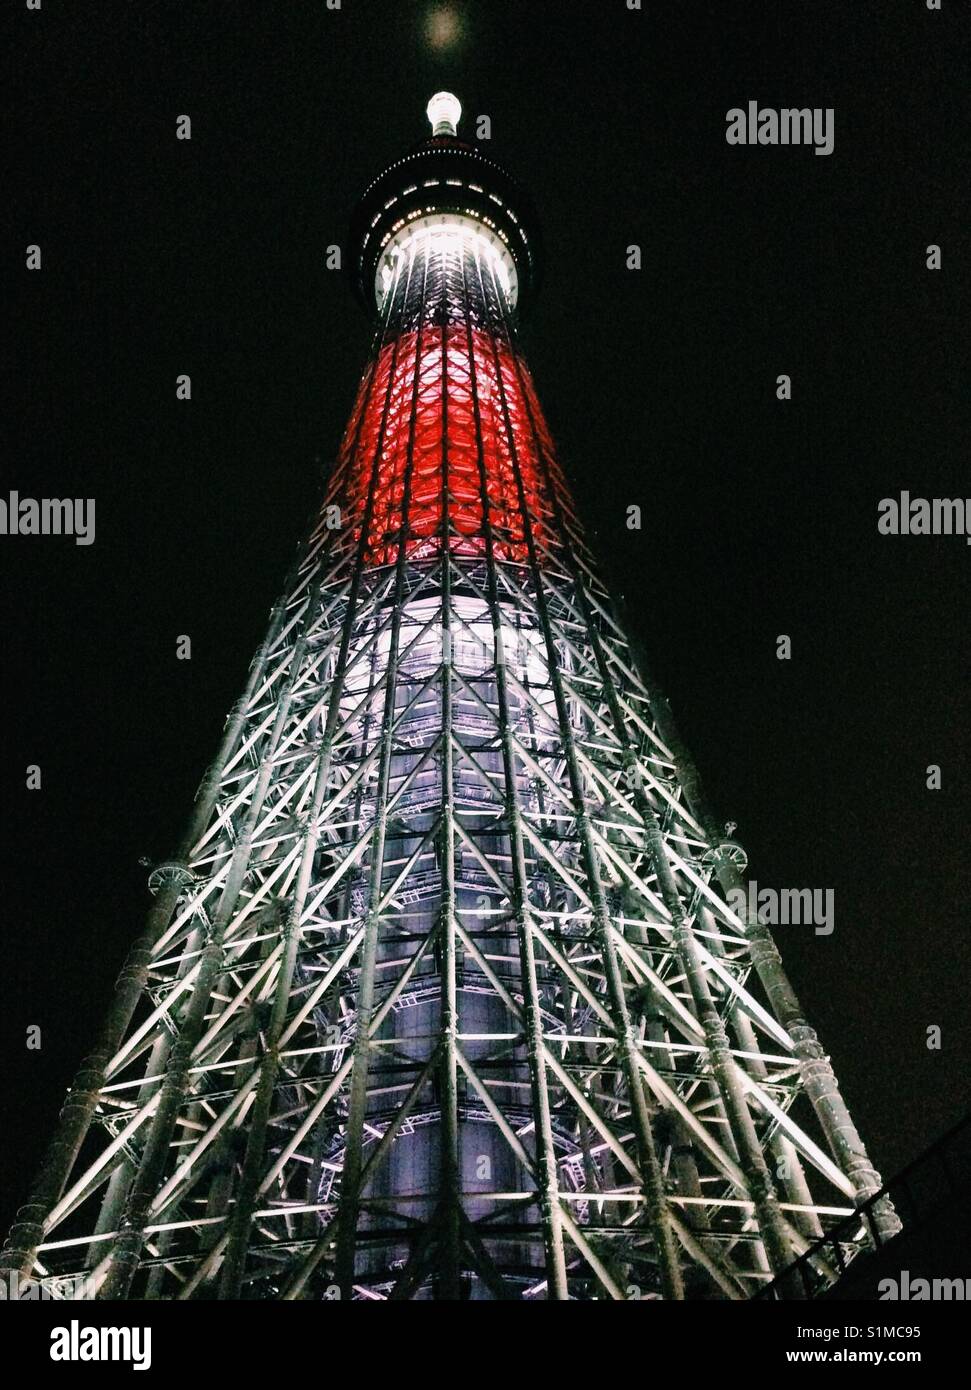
[2,0,968,1240]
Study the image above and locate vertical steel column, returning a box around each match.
[333,244,431,1298]
[298,612,381,1248]
[699,903,824,1242]
[479,257,684,1299]
[461,248,570,1299]
[217,589,336,1298]
[437,243,463,1298]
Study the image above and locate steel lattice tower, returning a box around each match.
[5,94,897,1302]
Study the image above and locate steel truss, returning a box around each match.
[3,205,896,1303]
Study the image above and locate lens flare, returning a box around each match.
[425,5,462,52]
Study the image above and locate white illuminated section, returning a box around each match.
[426,91,462,137]
[375,214,519,312]
[343,598,555,714]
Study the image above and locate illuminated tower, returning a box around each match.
[4,94,896,1301]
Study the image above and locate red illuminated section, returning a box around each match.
[340,329,554,566]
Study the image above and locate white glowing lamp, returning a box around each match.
[426,91,462,137]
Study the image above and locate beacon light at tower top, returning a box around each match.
[426,90,462,136]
